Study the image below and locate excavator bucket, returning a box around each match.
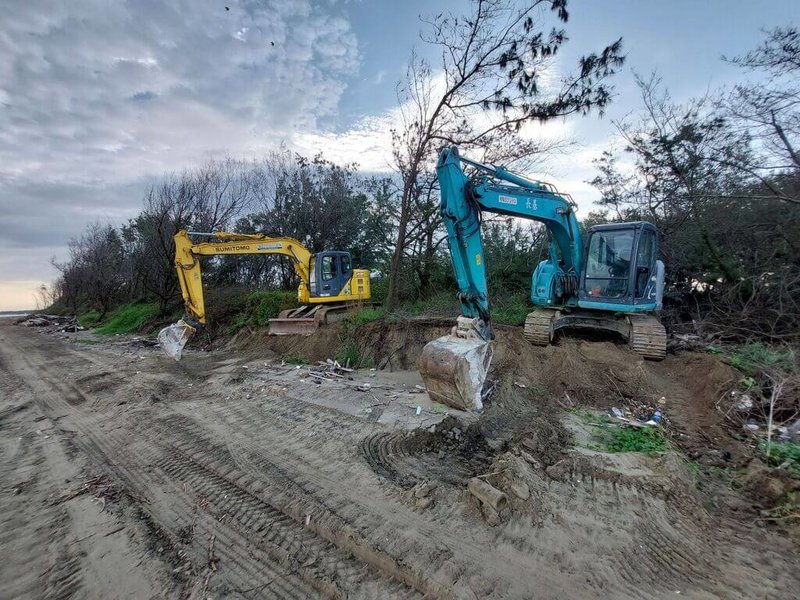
[418,334,494,412]
[158,320,196,361]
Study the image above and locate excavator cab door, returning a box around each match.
[310,251,352,299]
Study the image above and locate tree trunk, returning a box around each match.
[385,177,415,311]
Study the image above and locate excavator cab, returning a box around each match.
[579,221,664,311]
[309,252,354,299]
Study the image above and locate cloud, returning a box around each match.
[0,0,360,293]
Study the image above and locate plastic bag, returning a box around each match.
[157,319,195,361]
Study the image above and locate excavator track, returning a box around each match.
[627,314,667,360]
[523,309,559,346]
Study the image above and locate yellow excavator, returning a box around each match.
[158,230,370,360]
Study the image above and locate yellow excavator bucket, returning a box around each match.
[418,317,494,412]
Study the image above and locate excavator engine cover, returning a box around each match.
[418,317,494,412]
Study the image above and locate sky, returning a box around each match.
[0,0,796,310]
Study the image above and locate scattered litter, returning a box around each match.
[611,407,625,419]
[305,359,353,383]
[415,406,422,416]
[514,381,526,389]
[734,393,754,411]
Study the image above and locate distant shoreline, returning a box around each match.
[0,310,34,319]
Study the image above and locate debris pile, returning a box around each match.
[19,314,83,331]
[305,359,354,383]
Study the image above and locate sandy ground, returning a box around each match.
[1,321,798,599]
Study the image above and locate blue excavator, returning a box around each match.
[418,147,666,411]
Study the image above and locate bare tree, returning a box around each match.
[724,26,800,205]
[385,0,625,309]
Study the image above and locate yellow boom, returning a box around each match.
[168,229,369,340]
[174,229,322,325]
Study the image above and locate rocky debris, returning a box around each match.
[401,480,437,510]
[509,481,530,500]
[467,477,507,512]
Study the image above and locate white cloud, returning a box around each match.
[0,0,361,281]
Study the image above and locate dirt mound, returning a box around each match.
[360,416,494,488]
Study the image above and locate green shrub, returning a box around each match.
[601,426,670,455]
[228,312,248,335]
[335,343,374,368]
[348,306,385,327]
[95,303,161,335]
[760,441,800,477]
[492,295,530,326]
[727,343,796,375]
[246,290,298,327]
[77,311,102,328]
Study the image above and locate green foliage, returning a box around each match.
[370,278,389,305]
[334,343,375,369]
[492,294,530,326]
[760,441,800,477]
[405,291,459,316]
[228,312,248,335]
[95,302,161,335]
[283,352,308,365]
[348,307,385,327]
[77,311,102,328]
[727,343,796,376]
[600,426,671,455]
[245,290,298,327]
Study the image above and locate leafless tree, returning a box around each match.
[385,0,625,309]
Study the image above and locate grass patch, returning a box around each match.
[334,343,375,369]
[601,426,671,455]
[727,343,795,375]
[348,306,385,327]
[77,311,102,328]
[95,303,160,335]
[228,312,249,335]
[761,441,800,477]
[283,352,308,365]
[492,303,530,326]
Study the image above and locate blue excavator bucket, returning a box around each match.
[418,317,494,412]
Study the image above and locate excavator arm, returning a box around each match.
[436,146,583,339]
[173,230,312,327]
[159,230,314,360]
[420,147,584,411]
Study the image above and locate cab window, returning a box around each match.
[635,230,656,297]
[341,255,351,275]
[321,255,336,281]
[584,229,634,298]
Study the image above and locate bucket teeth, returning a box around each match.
[418,335,494,412]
